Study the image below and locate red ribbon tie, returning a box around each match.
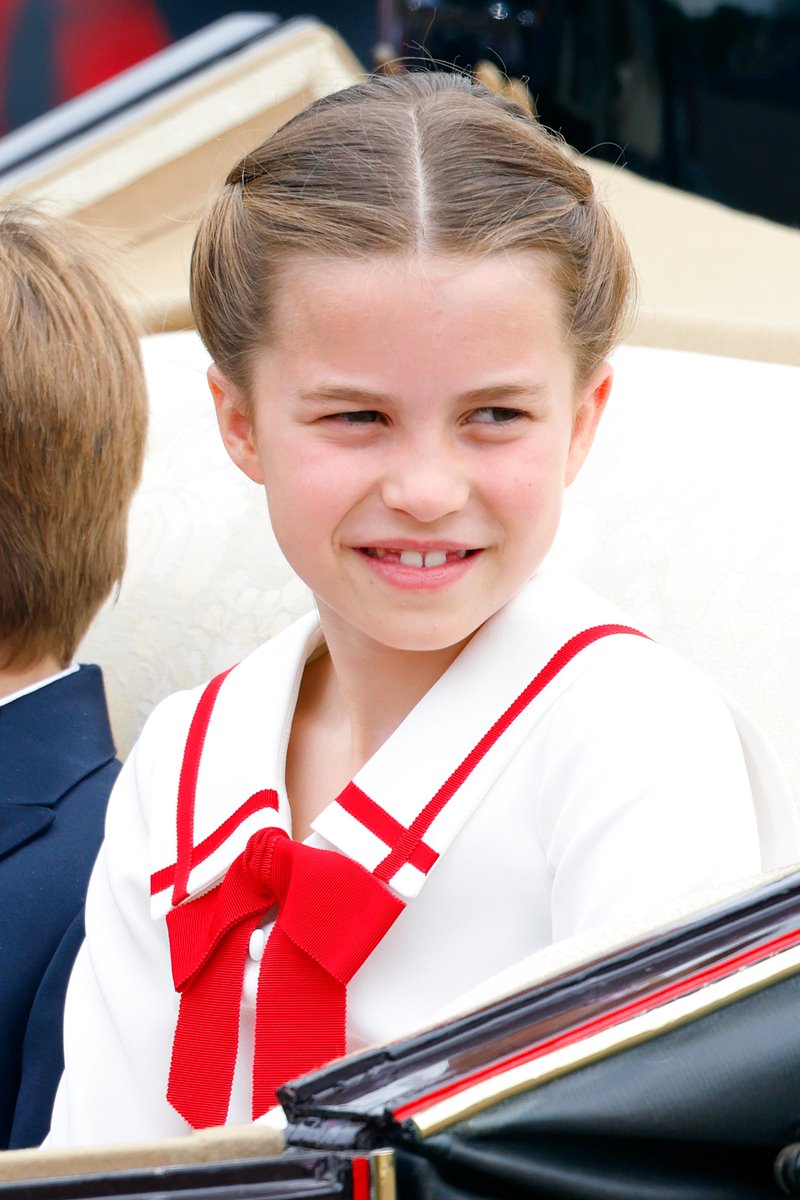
[166,827,404,1128]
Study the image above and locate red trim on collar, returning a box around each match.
[373,625,647,883]
[159,625,646,901]
[151,788,279,896]
[335,782,439,874]
[172,668,236,905]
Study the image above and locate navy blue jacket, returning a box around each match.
[0,665,119,1148]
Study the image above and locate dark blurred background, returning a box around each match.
[391,0,800,228]
[0,0,798,227]
[0,1,376,132]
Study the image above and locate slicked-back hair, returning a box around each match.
[0,209,148,670]
[191,71,635,399]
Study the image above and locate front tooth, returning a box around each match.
[400,550,424,567]
[423,551,447,568]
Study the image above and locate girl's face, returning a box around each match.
[212,253,610,659]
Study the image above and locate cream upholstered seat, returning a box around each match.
[551,344,800,806]
[79,330,312,760]
[79,331,800,814]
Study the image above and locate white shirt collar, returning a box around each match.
[152,574,637,913]
[0,662,79,708]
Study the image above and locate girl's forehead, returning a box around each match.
[249,251,579,398]
[274,248,559,293]
[267,250,567,339]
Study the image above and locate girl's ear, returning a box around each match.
[208,364,264,485]
[565,362,613,486]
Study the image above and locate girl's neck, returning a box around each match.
[285,620,473,841]
[319,632,470,767]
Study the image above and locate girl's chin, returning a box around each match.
[317,613,484,658]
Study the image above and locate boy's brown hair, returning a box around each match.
[0,209,148,670]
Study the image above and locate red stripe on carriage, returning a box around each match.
[335,782,439,875]
[392,924,800,1123]
[351,1156,372,1200]
[374,626,648,884]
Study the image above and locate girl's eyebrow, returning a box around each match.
[295,385,391,406]
[295,381,548,406]
[456,382,549,406]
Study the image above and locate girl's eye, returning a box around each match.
[469,406,525,425]
[330,410,384,424]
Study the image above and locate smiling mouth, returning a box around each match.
[361,548,477,568]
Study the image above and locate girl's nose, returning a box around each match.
[381,444,470,522]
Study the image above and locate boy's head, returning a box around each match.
[0,208,148,672]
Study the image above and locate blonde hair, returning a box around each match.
[0,209,148,669]
[191,71,635,396]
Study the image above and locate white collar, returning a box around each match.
[151,574,637,916]
[0,662,79,708]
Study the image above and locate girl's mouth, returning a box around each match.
[361,548,476,568]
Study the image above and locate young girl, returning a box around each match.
[47,72,799,1147]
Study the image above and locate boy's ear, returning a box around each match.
[565,362,613,486]
[208,364,264,485]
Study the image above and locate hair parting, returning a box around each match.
[191,71,635,400]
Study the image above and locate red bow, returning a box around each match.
[166,827,404,1128]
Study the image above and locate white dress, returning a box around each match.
[46,572,799,1147]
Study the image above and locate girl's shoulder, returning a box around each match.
[520,575,798,872]
[508,570,728,707]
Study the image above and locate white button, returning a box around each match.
[248,928,266,962]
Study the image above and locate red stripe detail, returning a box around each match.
[172,668,236,905]
[336,783,439,875]
[151,863,174,897]
[393,925,800,1123]
[151,789,280,896]
[351,1156,371,1200]
[375,626,646,883]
